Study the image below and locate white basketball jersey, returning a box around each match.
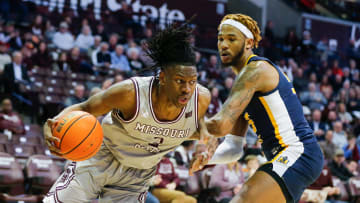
[101,76,199,169]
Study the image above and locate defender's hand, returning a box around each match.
[43,119,62,157]
[189,129,218,176]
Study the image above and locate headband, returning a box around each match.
[220,19,254,39]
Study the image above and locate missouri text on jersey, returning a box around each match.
[134,122,191,138]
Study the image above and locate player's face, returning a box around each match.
[161,65,197,108]
[218,25,246,67]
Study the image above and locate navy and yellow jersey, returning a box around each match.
[243,55,315,160]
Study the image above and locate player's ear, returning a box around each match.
[245,38,254,50]
[159,71,165,85]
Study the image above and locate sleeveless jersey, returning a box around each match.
[243,55,315,160]
[101,76,199,169]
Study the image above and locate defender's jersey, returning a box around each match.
[101,76,199,169]
[243,55,314,160]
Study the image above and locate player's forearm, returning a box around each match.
[206,114,233,137]
[53,103,84,120]
[207,134,245,164]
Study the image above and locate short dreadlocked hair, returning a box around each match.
[146,24,196,70]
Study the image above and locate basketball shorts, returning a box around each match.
[258,138,324,203]
[43,144,156,203]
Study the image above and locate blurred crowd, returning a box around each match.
[0,1,359,203]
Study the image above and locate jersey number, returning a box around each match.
[149,137,164,148]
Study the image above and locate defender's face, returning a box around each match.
[161,65,197,108]
[218,25,246,66]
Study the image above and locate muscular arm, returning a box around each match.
[53,79,136,120]
[206,63,267,137]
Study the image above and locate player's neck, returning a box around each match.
[151,83,183,121]
[232,50,254,74]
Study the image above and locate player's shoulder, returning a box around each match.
[197,84,211,105]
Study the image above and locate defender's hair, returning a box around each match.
[146,23,196,70]
[219,14,262,48]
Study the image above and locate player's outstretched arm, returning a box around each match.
[206,64,264,137]
[43,79,136,156]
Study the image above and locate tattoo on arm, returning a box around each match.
[214,66,261,134]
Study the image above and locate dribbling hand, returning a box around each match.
[43,119,62,157]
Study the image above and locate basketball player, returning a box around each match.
[190,14,324,203]
[43,24,216,203]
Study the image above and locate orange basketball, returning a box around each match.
[51,111,103,161]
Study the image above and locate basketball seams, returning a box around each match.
[71,134,102,161]
[58,114,90,149]
[62,118,98,156]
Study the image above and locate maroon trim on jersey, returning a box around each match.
[148,77,186,124]
[115,77,140,123]
[195,86,199,129]
[45,162,77,203]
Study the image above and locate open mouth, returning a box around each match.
[178,96,189,104]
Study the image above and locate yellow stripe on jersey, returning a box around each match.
[245,54,257,66]
[259,97,287,148]
[292,88,296,94]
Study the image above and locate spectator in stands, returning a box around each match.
[309,109,329,141]
[278,58,293,81]
[110,44,131,72]
[348,88,360,111]
[207,87,222,117]
[326,110,338,129]
[219,77,233,103]
[328,149,354,181]
[152,156,197,203]
[300,82,327,110]
[331,59,343,77]
[283,29,298,58]
[44,20,56,42]
[3,51,30,95]
[93,42,111,72]
[114,74,124,83]
[127,47,145,74]
[108,33,119,52]
[347,160,359,177]
[31,14,44,36]
[55,52,69,72]
[293,68,308,92]
[331,74,343,94]
[0,41,11,73]
[67,47,92,74]
[101,78,114,90]
[343,135,360,162]
[243,155,260,181]
[206,55,220,80]
[337,102,353,125]
[332,121,348,149]
[349,59,357,77]
[139,39,154,68]
[75,25,94,52]
[0,98,25,134]
[32,41,53,68]
[52,22,74,51]
[209,162,244,203]
[94,23,108,42]
[319,130,337,160]
[303,165,340,202]
[174,141,195,167]
[64,84,86,107]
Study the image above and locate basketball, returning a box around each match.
[51,111,103,161]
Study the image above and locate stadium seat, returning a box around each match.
[11,135,41,146]
[0,193,39,202]
[0,144,6,153]
[7,145,36,160]
[0,152,24,195]
[0,134,10,144]
[25,155,61,195]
